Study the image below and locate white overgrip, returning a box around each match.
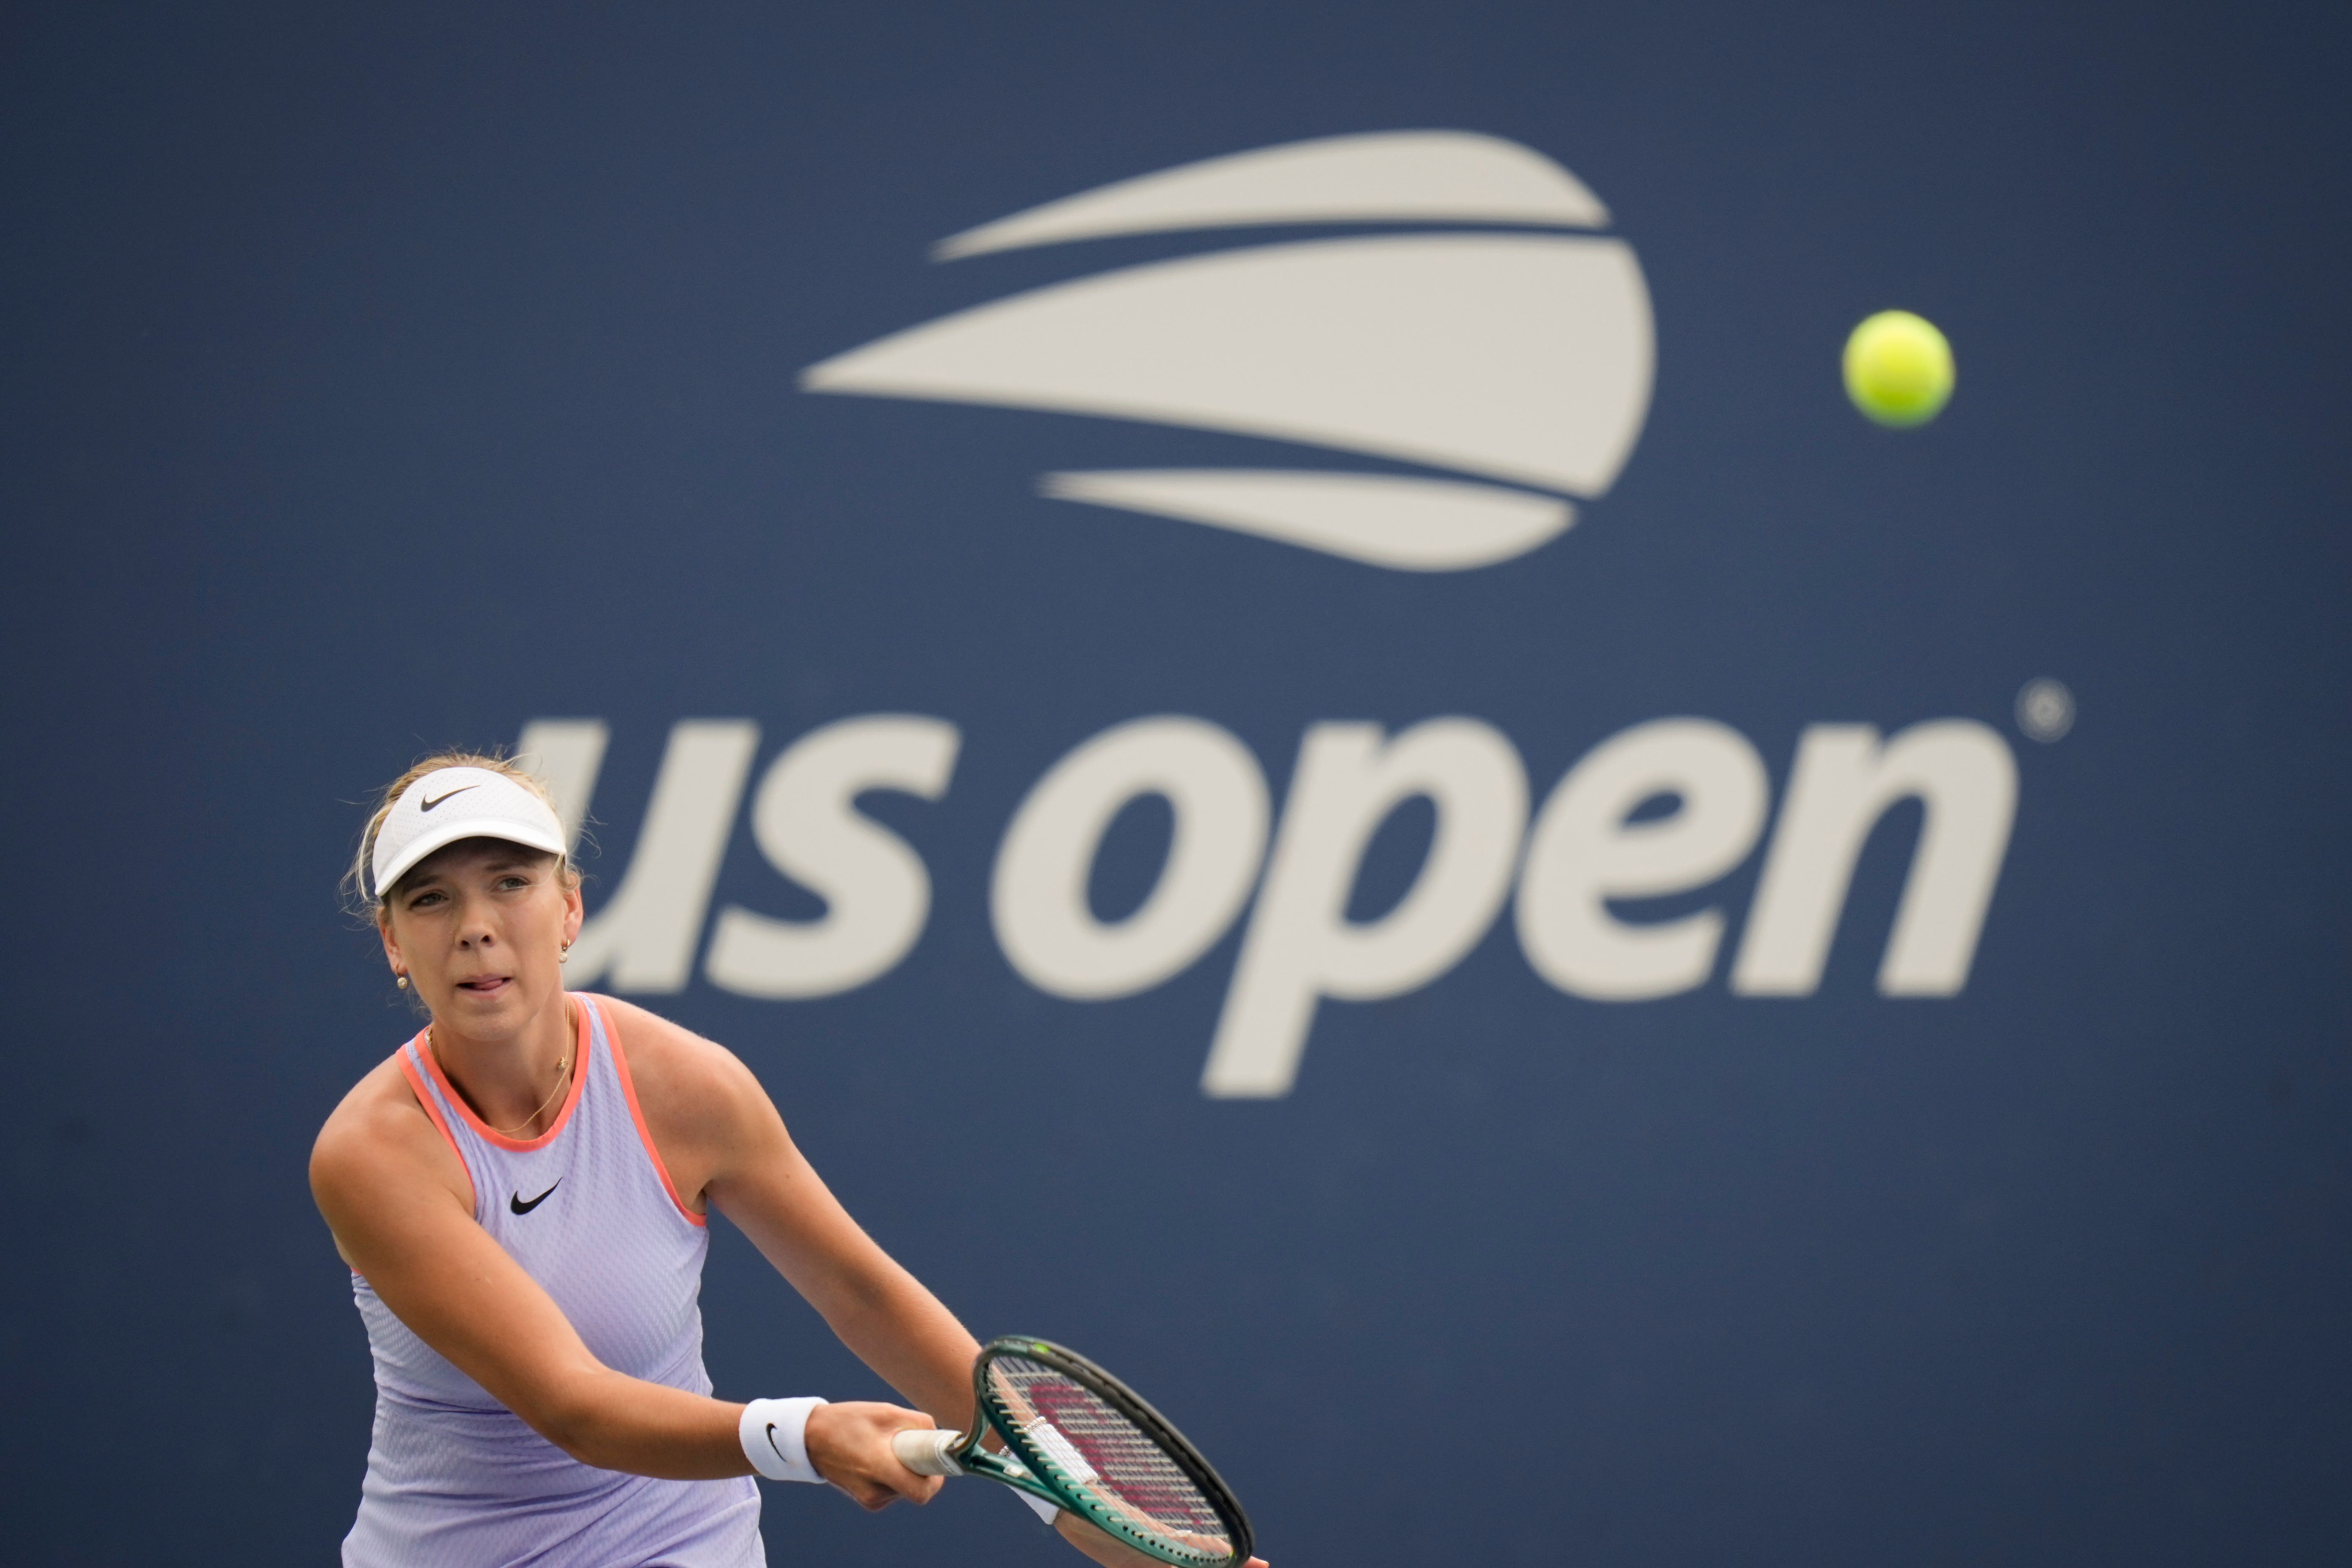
[892,1426,966,1477]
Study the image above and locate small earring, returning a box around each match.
[559,944,571,965]
[395,973,410,990]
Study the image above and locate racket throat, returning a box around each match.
[962,1444,1066,1508]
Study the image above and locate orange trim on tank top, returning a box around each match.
[587,995,708,1228]
[416,998,592,1154]
[397,1037,478,1216]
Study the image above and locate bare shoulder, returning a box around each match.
[310,1052,473,1247]
[595,994,777,1137]
[593,998,826,1230]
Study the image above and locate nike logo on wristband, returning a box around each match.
[510,1182,560,1215]
[766,1424,792,1465]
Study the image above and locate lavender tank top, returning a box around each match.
[343,994,763,1568]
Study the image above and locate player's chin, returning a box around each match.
[443,974,539,1025]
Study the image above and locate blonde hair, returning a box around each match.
[343,750,579,920]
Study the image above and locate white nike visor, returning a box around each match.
[370,766,569,899]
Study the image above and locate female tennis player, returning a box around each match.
[312,754,1249,1568]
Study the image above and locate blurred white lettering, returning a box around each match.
[705,717,961,1000]
[994,717,1270,1000]
[1203,719,1528,1098]
[557,720,760,993]
[522,708,2024,1090]
[1731,720,2017,996]
[1516,718,1769,999]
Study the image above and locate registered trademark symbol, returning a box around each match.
[2016,678,2074,743]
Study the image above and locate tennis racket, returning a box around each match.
[892,1336,1254,1568]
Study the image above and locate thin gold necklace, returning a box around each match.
[431,1016,573,1138]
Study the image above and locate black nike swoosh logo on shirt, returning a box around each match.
[510,1181,560,1215]
[420,785,478,811]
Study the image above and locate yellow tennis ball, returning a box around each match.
[1843,310,1954,427]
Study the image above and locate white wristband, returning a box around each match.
[740,1397,829,1483]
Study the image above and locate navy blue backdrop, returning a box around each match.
[4,4,2348,1564]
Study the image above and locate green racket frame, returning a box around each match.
[940,1336,1255,1568]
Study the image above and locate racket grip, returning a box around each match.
[892,1426,965,1478]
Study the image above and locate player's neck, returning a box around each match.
[430,992,576,1136]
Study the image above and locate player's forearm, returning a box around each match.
[527,1367,751,1479]
[1057,1511,1168,1568]
[814,1264,982,1429]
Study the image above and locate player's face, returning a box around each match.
[380,840,583,1042]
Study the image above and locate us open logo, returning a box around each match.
[525,135,2025,1100]
[800,131,1656,571]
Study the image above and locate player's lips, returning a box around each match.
[454,975,514,995]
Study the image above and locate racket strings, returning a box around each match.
[987,1356,1234,1560]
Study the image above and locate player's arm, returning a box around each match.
[310,1075,748,1478]
[1053,1511,1258,1568]
[609,999,983,1432]
[309,1067,933,1503]
[614,1008,1270,1567]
